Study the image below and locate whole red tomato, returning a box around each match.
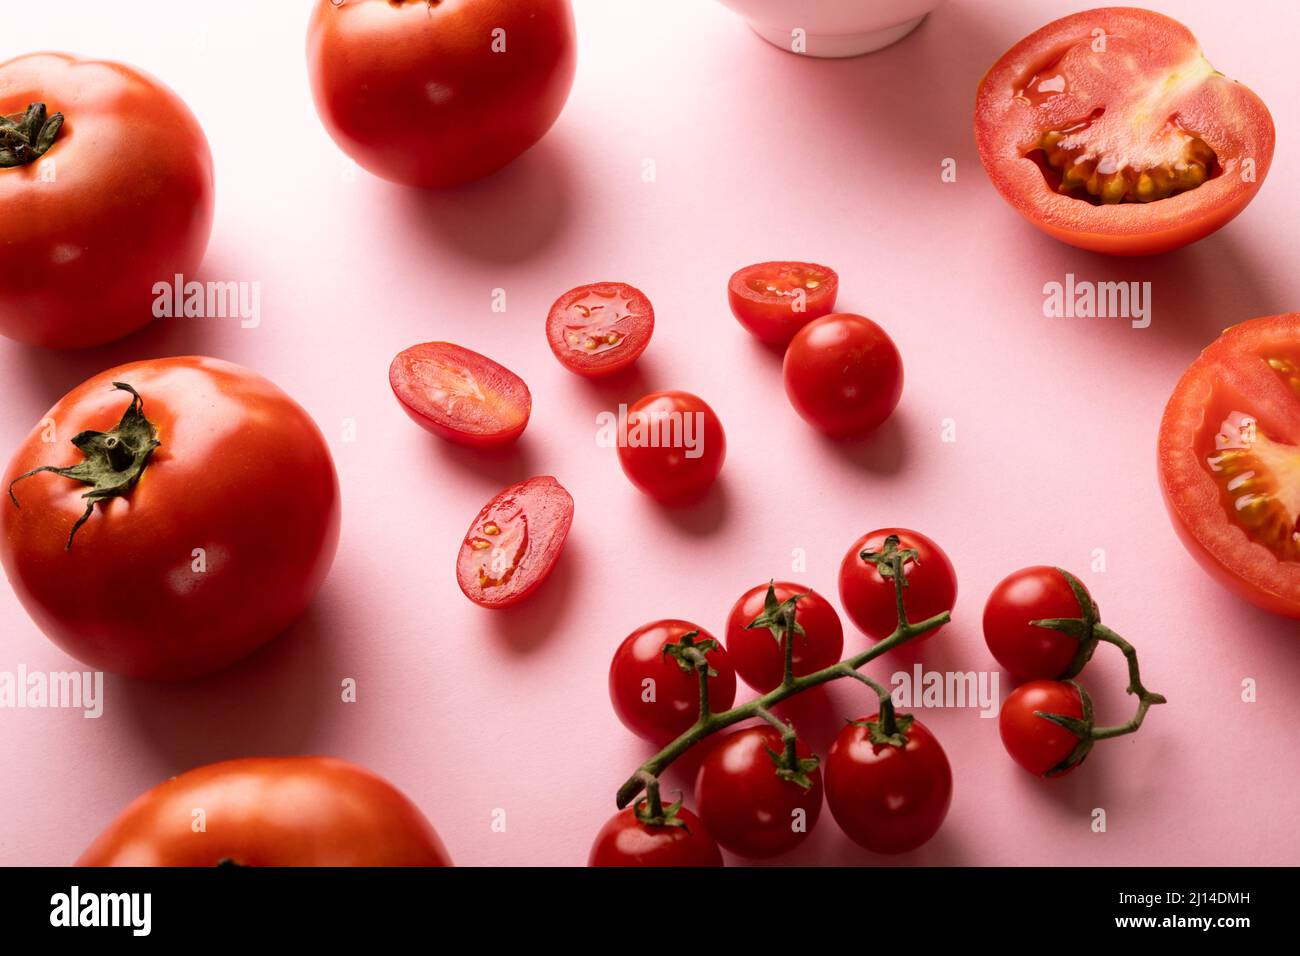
[0,357,340,680]
[984,566,1094,682]
[616,391,726,504]
[783,313,903,438]
[838,529,957,640]
[78,756,452,866]
[694,726,822,859]
[824,714,952,854]
[0,53,214,348]
[999,680,1088,777]
[724,582,843,693]
[306,0,576,188]
[588,803,723,867]
[609,620,737,744]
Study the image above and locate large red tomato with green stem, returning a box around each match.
[0,357,340,680]
[1158,313,1300,617]
[78,757,452,866]
[306,0,576,188]
[0,53,213,348]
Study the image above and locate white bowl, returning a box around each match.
[714,0,942,57]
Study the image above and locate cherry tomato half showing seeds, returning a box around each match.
[727,261,839,346]
[0,357,340,681]
[724,582,844,693]
[975,8,1274,256]
[588,804,723,867]
[307,0,576,188]
[390,342,531,449]
[825,714,952,854]
[547,282,653,378]
[984,566,1095,682]
[838,529,956,641]
[695,726,822,860]
[609,620,737,744]
[999,680,1086,777]
[78,756,452,866]
[0,53,214,348]
[783,313,903,438]
[617,391,726,504]
[456,476,573,609]
[1158,313,1300,618]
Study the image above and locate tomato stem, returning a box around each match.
[0,103,64,168]
[1087,624,1167,739]
[615,546,948,810]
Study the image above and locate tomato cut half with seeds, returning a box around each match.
[1159,313,1300,617]
[728,261,839,345]
[456,476,573,609]
[546,282,653,378]
[975,8,1274,255]
[390,342,531,448]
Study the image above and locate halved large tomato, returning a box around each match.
[1158,313,1300,617]
[975,8,1274,255]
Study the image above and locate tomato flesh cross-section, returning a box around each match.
[456,476,573,609]
[975,8,1274,255]
[1159,314,1300,617]
[389,342,531,448]
[727,261,839,345]
[546,282,653,377]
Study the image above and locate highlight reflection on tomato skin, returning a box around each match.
[0,356,341,680]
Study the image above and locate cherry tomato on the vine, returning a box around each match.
[783,313,903,438]
[78,757,451,866]
[984,566,1094,682]
[838,529,956,641]
[825,714,952,854]
[727,261,839,346]
[694,726,822,859]
[999,680,1086,777]
[546,282,653,378]
[617,391,726,504]
[608,620,737,744]
[587,804,723,867]
[724,582,843,693]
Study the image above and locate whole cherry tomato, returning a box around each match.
[0,357,340,680]
[824,714,952,854]
[838,529,956,641]
[694,726,822,859]
[724,582,843,693]
[0,53,214,347]
[999,680,1086,777]
[608,620,737,744]
[617,391,726,504]
[306,0,576,188]
[78,756,452,866]
[783,313,903,438]
[984,566,1095,682]
[588,803,723,867]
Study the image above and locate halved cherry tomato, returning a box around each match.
[456,476,572,609]
[824,714,952,854]
[727,261,838,345]
[984,566,1094,681]
[838,529,956,641]
[78,756,451,866]
[783,313,903,438]
[546,282,653,378]
[587,804,723,867]
[724,582,843,693]
[1158,313,1300,617]
[608,620,737,744]
[999,680,1085,777]
[306,0,576,188]
[975,8,1274,256]
[390,342,531,449]
[617,391,726,504]
[694,726,822,860]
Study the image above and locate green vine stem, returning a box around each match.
[616,536,948,809]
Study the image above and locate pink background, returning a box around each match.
[2,0,1298,867]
